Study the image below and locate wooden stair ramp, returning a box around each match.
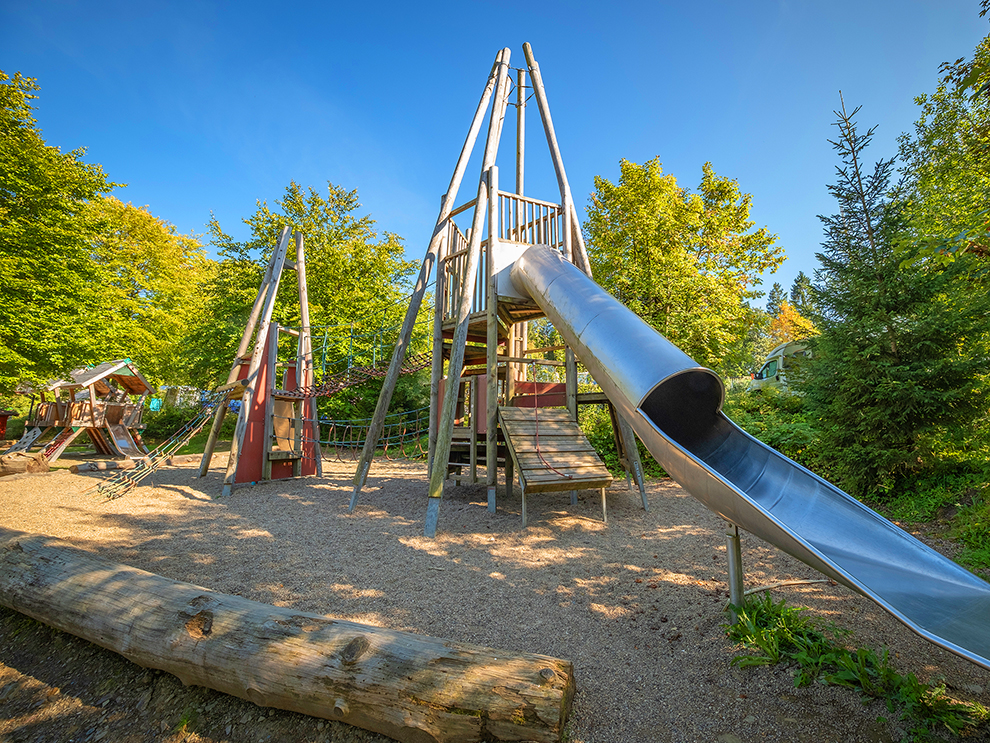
[498,406,612,527]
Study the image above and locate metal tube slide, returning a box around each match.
[512,244,990,670]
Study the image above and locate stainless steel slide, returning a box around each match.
[512,244,990,670]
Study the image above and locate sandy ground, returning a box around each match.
[1,455,989,743]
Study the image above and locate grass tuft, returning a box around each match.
[726,595,988,742]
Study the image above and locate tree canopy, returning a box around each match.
[86,196,210,386]
[0,71,115,391]
[186,181,418,391]
[584,158,783,374]
[897,31,990,264]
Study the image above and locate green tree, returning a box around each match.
[765,282,785,316]
[585,158,784,374]
[788,270,816,318]
[0,71,115,391]
[187,181,419,393]
[86,196,210,386]
[803,98,989,498]
[897,29,990,264]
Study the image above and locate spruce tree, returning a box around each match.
[803,97,989,498]
[765,282,785,316]
[789,271,815,318]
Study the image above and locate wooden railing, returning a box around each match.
[440,192,566,323]
[496,192,563,249]
[29,400,144,428]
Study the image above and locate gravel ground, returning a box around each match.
[0,455,989,743]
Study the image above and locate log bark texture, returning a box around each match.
[69,460,137,473]
[0,452,50,477]
[0,529,574,743]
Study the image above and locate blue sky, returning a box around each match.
[2,2,987,301]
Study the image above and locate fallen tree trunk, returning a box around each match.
[0,452,49,477]
[0,529,574,743]
[69,460,137,473]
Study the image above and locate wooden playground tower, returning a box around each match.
[6,359,154,462]
[351,44,647,536]
[197,227,322,495]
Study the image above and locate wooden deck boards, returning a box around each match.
[498,407,612,495]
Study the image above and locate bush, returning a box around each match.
[722,387,823,474]
[579,403,667,478]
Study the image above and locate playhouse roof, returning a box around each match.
[48,359,155,397]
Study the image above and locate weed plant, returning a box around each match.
[726,595,988,742]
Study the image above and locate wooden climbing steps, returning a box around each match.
[498,406,612,526]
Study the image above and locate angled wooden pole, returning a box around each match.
[427,214,448,479]
[221,227,293,496]
[522,42,593,276]
[425,51,513,537]
[295,231,322,477]
[350,50,506,511]
[198,245,282,478]
[485,166,500,511]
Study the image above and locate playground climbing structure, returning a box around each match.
[350,44,647,533]
[196,228,323,496]
[5,359,154,463]
[349,42,990,671]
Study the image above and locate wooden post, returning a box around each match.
[222,227,293,496]
[516,67,525,197]
[295,231,322,477]
[262,323,279,481]
[0,530,575,743]
[617,413,648,510]
[468,377,478,483]
[351,50,507,511]
[427,216,449,480]
[426,52,513,537]
[486,166,500,511]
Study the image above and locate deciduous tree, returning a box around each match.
[0,71,114,391]
[897,30,989,264]
[187,182,419,400]
[584,158,783,374]
[86,196,209,386]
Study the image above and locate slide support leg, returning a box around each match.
[726,523,745,623]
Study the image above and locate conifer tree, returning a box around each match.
[765,282,785,317]
[788,271,815,318]
[803,97,989,498]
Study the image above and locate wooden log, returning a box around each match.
[0,452,50,477]
[68,460,137,473]
[0,530,575,743]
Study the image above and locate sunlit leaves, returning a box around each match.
[584,157,783,374]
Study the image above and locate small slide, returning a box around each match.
[105,424,148,459]
[512,245,990,670]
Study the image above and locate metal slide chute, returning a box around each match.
[511,243,990,670]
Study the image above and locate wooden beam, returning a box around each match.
[425,51,513,537]
[351,49,507,511]
[0,530,575,743]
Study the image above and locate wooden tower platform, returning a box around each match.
[350,43,646,535]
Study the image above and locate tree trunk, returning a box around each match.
[0,452,49,477]
[0,530,575,743]
[69,460,137,473]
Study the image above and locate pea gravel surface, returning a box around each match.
[0,456,988,743]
